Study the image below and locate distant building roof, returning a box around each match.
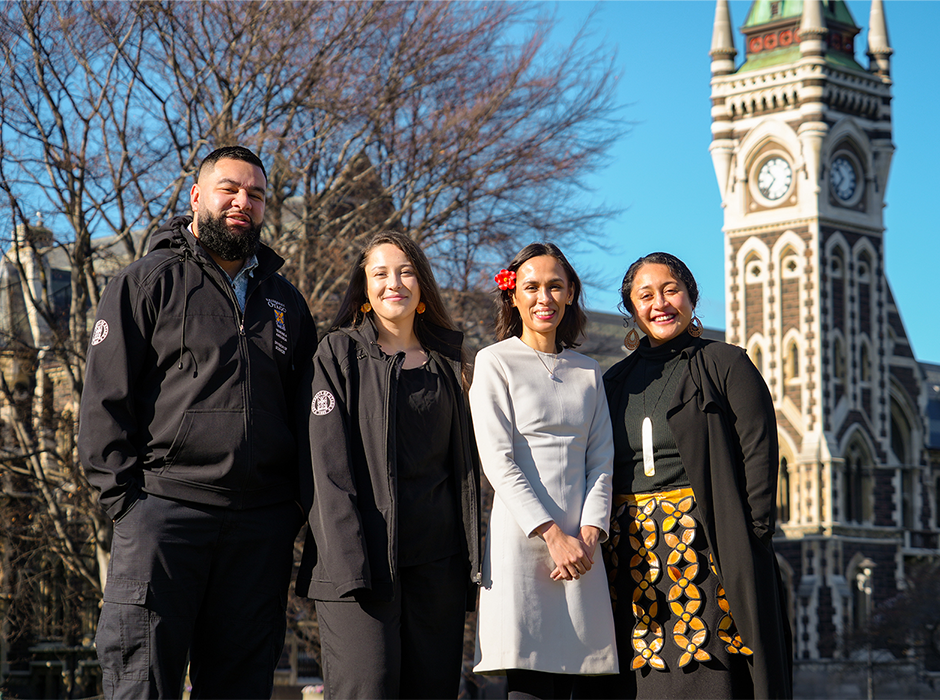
[743,0,858,29]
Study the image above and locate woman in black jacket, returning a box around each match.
[596,252,792,699]
[296,232,480,699]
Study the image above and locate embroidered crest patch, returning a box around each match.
[312,390,336,416]
[91,320,109,346]
[267,298,288,355]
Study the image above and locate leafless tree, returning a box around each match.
[0,0,621,691]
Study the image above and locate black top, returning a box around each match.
[612,332,692,494]
[396,356,460,567]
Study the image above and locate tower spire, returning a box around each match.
[710,0,736,76]
[867,0,893,77]
[799,0,828,57]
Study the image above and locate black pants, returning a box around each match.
[315,553,467,699]
[506,670,575,700]
[96,494,303,699]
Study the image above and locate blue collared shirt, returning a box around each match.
[229,254,258,313]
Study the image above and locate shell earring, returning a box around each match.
[624,319,640,351]
[360,302,372,313]
[688,315,704,338]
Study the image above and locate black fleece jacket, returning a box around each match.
[79,216,317,519]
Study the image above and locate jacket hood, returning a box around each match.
[148,215,192,253]
[147,214,286,276]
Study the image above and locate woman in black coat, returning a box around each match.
[596,252,792,699]
[296,232,480,699]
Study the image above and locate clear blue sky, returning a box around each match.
[552,1,940,363]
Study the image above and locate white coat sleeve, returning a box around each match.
[469,348,554,538]
[579,363,615,541]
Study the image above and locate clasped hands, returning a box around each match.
[534,522,601,582]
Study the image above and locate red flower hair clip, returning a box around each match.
[495,269,516,291]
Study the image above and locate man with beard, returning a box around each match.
[79,146,317,699]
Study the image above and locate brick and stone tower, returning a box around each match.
[709,0,938,667]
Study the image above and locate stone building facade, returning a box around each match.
[707,0,940,694]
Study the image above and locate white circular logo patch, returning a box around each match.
[91,320,110,346]
[312,390,336,416]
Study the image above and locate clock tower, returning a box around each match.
[709,0,937,671]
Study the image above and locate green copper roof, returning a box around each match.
[743,1,858,29]
[737,46,864,72]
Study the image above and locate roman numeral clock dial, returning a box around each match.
[757,156,792,201]
[829,156,858,202]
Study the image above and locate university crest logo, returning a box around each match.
[91,320,109,346]
[312,390,335,416]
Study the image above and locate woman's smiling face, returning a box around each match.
[629,263,693,346]
[364,243,421,329]
[512,255,573,351]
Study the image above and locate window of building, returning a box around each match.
[901,469,915,530]
[843,441,873,524]
[785,341,800,381]
[860,342,872,383]
[778,457,790,523]
[749,344,764,376]
[834,337,847,382]
[891,397,912,465]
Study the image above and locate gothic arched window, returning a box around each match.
[834,337,847,383]
[778,456,791,523]
[785,341,800,381]
[843,440,873,524]
[860,342,872,383]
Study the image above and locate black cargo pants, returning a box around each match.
[96,494,303,699]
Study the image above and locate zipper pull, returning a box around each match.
[239,322,245,336]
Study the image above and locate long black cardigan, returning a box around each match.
[604,336,793,699]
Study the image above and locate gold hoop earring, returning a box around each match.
[360,302,372,313]
[416,302,426,314]
[688,315,704,338]
[624,319,640,351]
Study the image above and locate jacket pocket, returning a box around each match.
[162,410,244,471]
[97,578,150,682]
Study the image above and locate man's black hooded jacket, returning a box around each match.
[79,216,317,519]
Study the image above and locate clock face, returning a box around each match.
[830,156,858,201]
[757,157,792,201]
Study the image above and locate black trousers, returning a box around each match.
[315,553,468,699]
[96,494,303,699]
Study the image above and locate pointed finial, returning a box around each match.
[710,0,737,76]
[867,0,893,77]
[799,0,827,57]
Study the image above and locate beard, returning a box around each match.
[196,209,262,261]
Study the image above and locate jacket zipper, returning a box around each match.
[382,345,405,589]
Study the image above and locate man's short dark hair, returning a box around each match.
[196,146,267,182]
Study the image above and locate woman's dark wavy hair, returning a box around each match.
[495,242,587,351]
[618,252,700,318]
[331,231,457,336]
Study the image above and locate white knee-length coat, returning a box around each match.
[469,337,618,675]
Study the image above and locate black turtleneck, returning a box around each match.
[612,332,693,495]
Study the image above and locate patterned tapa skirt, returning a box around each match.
[600,487,755,699]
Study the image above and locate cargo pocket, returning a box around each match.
[97,577,150,683]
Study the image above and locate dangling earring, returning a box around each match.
[624,318,640,351]
[360,302,372,313]
[416,302,426,314]
[688,315,704,338]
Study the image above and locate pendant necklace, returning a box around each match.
[641,358,681,477]
[533,347,560,380]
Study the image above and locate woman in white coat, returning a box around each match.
[470,242,618,699]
